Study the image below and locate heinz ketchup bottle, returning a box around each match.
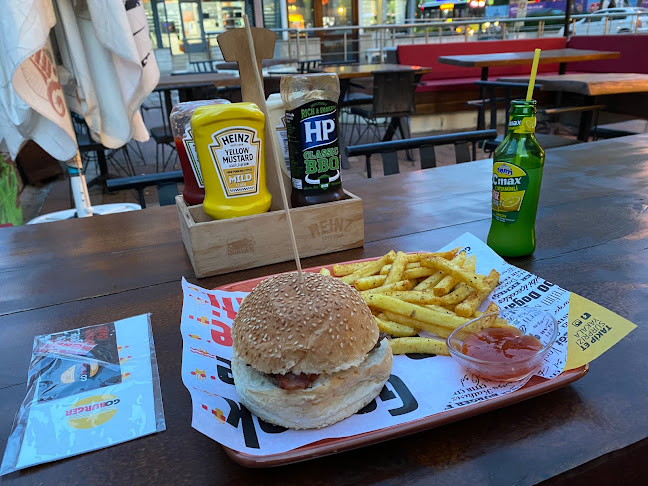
[170,99,229,206]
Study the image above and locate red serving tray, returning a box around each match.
[215,259,589,468]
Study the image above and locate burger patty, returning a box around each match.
[269,334,388,390]
[274,372,318,390]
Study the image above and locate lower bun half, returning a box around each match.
[231,339,393,429]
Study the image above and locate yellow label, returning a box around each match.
[509,116,536,134]
[565,292,636,370]
[492,162,528,223]
[208,127,262,198]
[191,102,271,219]
[66,394,119,429]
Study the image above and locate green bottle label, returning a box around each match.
[509,116,536,134]
[492,162,529,223]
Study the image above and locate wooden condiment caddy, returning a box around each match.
[176,26,363,278]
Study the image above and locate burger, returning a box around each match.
[231,271,393,429]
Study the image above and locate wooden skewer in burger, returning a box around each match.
[221,18,393,429]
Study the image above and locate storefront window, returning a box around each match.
[361,0,379,25]
[142,1,159,49]
[322,0,354,26]
[287,0,315,28]
[145,1,247,55]
[201,0,246,32]
[360,0,408,25]
[263,0,283,28]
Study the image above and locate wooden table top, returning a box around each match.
[438,48,620,68]
[215,58,297,70]
[156,72,241,90]
[1,135,647,484]
[322,63,433,79]
[499,72,648,96]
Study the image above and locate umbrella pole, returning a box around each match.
[67,151,94,217]
[563,0,573,38]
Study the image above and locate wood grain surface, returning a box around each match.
[438,48,620,68]
[156,72,242,89]
[322,64,433,79]
[0,135,647,484]
[215,58,297,70]
[499,72,648,96]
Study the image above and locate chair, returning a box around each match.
[189,60,218,73]
[342,88,373,107]
[297,59,322,73]
[346,129,498,179]
[347,70,416,147]
[70,113,136,184]
[142,91,177,172]
[105,171,184,208]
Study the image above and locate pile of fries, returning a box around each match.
[320,248,505,356]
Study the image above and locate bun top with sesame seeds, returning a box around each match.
[232,271,379,375]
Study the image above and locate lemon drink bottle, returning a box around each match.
[487,99,545,257]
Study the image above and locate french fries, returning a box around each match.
[379,262,420,275]
[406,248,461,262]
[389,337,449,356]
[382,311,452,339]
[340,251,395,285]
[354,274,387,290]
[454,269,500,317]
[375,315,419,337]
[433,252,467,296]
[364,293,470,330]
[413,270,445,291]
[329,248,503,350]
[384,251,408,285]
[332,261,369,276]
[421,256,489,292]
[361,280,412,295]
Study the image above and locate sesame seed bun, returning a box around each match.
[232,272,379,375]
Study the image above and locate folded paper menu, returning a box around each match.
[179,233,635,456]
[0,315,166,475]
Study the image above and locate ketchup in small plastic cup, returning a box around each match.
[447,307,558,382]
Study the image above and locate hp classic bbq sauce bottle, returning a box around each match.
[281,73,344,207]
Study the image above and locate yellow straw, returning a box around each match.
[526,48,542,102]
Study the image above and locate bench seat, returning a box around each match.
[398,38,568,94]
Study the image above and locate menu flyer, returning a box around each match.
[0,314,166,475]
[180,233,636,457]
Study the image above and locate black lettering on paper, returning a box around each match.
[222,397,259,449]
[386,375,418,417]
[216,356,234,385]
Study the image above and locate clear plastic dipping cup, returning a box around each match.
[447,307,559,382]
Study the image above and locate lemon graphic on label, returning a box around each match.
[502,196,521,210]
[523,117,536,131]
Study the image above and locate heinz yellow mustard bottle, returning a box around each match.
[191,102,272,219]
